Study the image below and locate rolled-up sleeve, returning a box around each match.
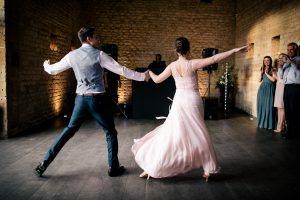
[99,51,145,81]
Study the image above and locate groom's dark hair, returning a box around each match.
[78,27,95,43]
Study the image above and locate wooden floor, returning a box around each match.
[0,111,299,200]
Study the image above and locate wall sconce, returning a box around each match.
[50,34,58,51]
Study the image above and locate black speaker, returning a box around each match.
[202,48,218,71]
[100,44,118,61]
[203,97,218,120]
[100,44,120,106]
[132,67,176,119]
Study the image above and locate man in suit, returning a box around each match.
[278,42,300,139]
[34,27,150,177]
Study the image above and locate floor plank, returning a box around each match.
[0,112,299,200]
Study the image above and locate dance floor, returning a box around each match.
[0,111,299,200]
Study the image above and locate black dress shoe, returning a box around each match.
[108,166,125,177]
[34,162,47,177]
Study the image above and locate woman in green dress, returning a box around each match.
[257,56,277,130]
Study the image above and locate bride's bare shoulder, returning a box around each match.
[167,61,178,68]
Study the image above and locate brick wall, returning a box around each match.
[2,0,237,137]
[85,0,236,103]
[5,0,82,137]
[0,0,6,138]
[235,0,300,116]
[3,0,300,137]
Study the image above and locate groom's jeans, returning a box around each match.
[43,94,119,168]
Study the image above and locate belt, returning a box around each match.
[77,93,106,96]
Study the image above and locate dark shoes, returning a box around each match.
[34,162,47,177]
[34,162,125,177]
[108,166,125,177]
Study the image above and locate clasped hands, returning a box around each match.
[144,70,151,82]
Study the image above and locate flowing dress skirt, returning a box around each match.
[132,89,219,178]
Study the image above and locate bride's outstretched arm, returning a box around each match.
[191,46,248,71]
[149,65,172,83]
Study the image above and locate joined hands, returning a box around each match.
[144,70,151,82]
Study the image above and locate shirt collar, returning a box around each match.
[81,43,91,47]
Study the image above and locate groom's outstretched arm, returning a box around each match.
[100,51,147,81]
[43,54,71,75]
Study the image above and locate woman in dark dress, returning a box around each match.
[257,56,277,130]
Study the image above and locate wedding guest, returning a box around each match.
[273,53,288,133]
[256,56,276,130]
[148,54,167,70]
[278,42,300,139]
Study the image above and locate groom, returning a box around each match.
[34,27,150,177]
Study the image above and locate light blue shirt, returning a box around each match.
[278,56,300,84]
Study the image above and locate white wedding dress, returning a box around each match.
[132,60,220,178]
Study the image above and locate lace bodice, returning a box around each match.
[171,60,199,90]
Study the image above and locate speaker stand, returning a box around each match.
[207,68,213,98]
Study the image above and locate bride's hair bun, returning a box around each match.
[175,37,190,55]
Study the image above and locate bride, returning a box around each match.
[132,37,248,181]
